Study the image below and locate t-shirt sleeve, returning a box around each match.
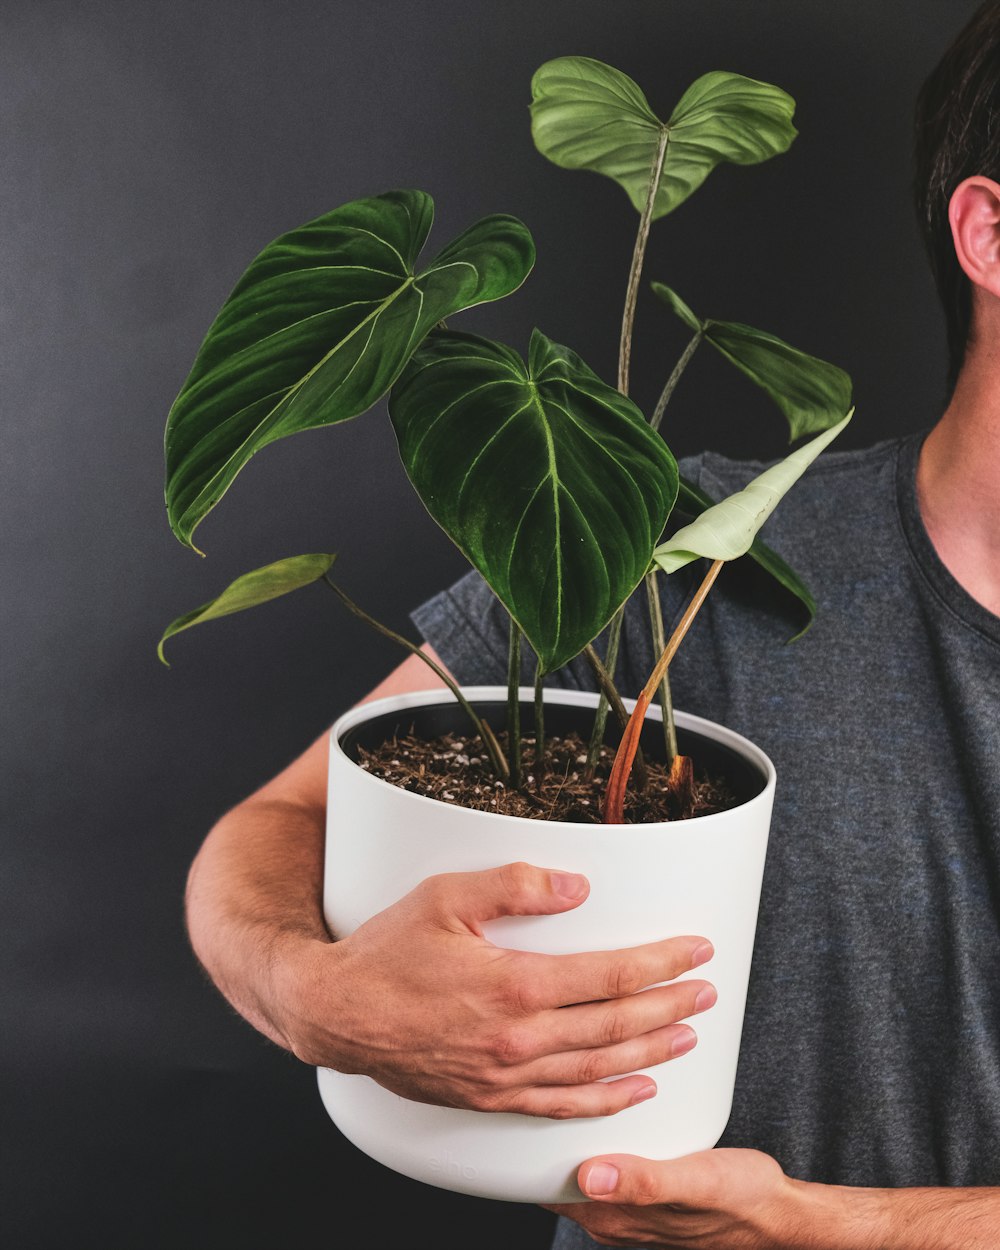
[410,569,510,686]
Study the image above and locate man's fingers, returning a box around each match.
[489,980,715,1066]
[519,935,714,1009]
[420,861,589,932]
[519,1021,698,1087]
[535,980,716,1057]
[505,1076,659,1120]
[506,977,715,1081]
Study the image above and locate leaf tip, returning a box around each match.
[783,615,814,645]
[167,508,207,558]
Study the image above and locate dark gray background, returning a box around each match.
[0,1,976,1245]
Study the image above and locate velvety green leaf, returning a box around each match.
[530,57,796,218]
[653,282,853,440]
[676,476,816,640]
[164,190,535,549]
[158,553,336,665]
[654,411,852,573]
[390,329,679,672]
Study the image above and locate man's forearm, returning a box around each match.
[794,1176,1000,1249]
[184,796,331,1050]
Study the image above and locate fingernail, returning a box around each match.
[694,984,717,1012]
[630,1082,656,1106]
[691,941,714,967]
[551,871,587,899]
[671,1026,697,1057]
[584,1162,619,1196]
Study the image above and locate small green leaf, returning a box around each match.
[158,553,336,665]
[390,329,678,672]
[530,57,797,218]
[654,411,852,574]
[653,283,853,441]
[676,476,816,640]
[165,191,535,549]
[655,284,702,334]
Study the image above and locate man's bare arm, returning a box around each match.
[184,646,718,1117]
[184,646,451,1047]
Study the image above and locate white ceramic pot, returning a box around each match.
[318,686,775,1203]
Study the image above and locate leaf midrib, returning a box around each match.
[175,275,417,530]
[529,380,561,643]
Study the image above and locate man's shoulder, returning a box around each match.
[684,434,906,500]
[682,435,912,538]
[679,433,921,582]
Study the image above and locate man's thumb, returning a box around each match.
[438,861,589,927]
[579,1155,664,1204]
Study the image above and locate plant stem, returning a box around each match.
[637,330,704,756]
[507,617,522,789]
[583,645,648,789]
[582,131,670,769]
[618,127,669,397]
[644,558,724,710]
[650,329,703,432]
[644,570,678,764]
[586,128,669,768]
[586,611,624,769]
[533,662,545,780]
[603,559,724,823]
[323,576,509,781]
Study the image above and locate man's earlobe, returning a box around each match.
[949,176,1000,297]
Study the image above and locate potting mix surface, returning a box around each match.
[357,730,735,823]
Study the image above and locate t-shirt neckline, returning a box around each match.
[896,432,1000,648]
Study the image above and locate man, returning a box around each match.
[185,3,1000,1246]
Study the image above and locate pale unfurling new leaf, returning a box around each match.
[653,412,853,574]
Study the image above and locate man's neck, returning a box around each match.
[917,349,1000,617]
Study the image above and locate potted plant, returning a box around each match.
[159,56,854,1204]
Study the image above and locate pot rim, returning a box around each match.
[329,685,776,831]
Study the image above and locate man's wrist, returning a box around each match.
[784,1176,1000,1250]
[782,1176,888,1250]
[265,930,341,1060]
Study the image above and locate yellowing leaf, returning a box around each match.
[158,553,336,664]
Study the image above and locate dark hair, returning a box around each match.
[913,1,1000,390]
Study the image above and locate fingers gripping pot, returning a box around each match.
[318,687,775,1203]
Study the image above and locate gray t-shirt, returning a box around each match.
[412,432,1000,1210]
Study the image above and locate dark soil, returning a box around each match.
[356,729,736,824]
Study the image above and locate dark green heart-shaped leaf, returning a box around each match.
[158,552,336,665]
[390,329,678,672]
[165,190,535,550]
[676,477,816,640]
[530,57,796,218]
[654,283,853,441]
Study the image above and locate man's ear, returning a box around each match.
[949,176,1000,297]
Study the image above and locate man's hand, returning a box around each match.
[545,1149,825,1248]
[546,1149,1000,1250]
[272,861,717,1119]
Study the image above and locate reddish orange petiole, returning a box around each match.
[603,559,724,823]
